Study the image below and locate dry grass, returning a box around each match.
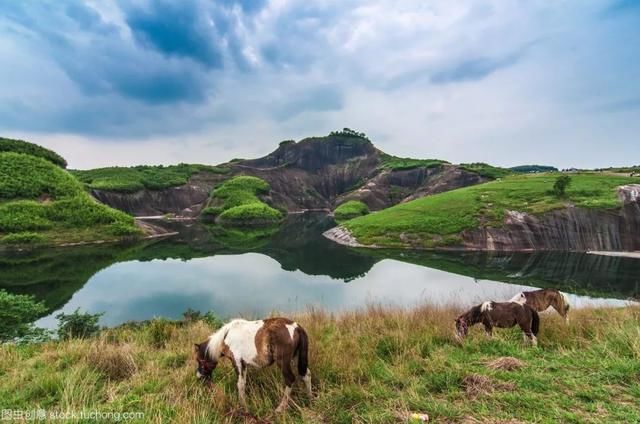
[484,357,525,371]
[1,306,639,423]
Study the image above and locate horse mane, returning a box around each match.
[205,320,241,361]
[462,304,485,325]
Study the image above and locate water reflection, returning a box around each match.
[0,213,637,328]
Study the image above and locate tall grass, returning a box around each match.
[1,306,638,423]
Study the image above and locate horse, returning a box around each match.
[194,317,312,413]
[509,288,571,321]
[455,301,540,346]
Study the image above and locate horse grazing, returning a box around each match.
[194,317,312,413]
[509,288,571,321]
[455,301,540,346]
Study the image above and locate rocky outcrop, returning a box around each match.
[230,136,486,212]
[461,202,640,251]
[91,172,227,217]
[89,135,488,216]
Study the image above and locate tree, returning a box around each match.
[0,290,48,342]
[56,309,103,340]
[553,175,572,197]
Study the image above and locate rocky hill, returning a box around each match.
[86,132,488,216]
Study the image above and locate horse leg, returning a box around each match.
[519,322,537,347]
[275,353,295,413]
[482,320,493,338]
[236,361,248,409]
[302,368,312,399]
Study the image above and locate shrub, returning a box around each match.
[0,290,48,342]
[56,309,103,340]
[553,175,572,197]
[0,201,52,232]
[0,137,67,168]
[334,200,370,221]
[145,318,174,348]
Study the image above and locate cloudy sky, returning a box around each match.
[0,0,638,169]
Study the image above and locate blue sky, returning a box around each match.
[0,0,638,169]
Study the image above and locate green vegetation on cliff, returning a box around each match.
[342,173,639,248]
[459,162,512,179]
[202,176,282,225]
[334,200,370,221]
[71,164,230,193]
[0,151,140,246]
[378,153,448,171]
[0,137,67,168]
[0,306,638,422]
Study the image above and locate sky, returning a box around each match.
[0,0,638,169]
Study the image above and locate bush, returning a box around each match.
[145,318,174,348]
[553,175,572,197]
[334,200,370,221]
[56,309,103,340]
[182,308,224,329]
[0,290,48,342]
[0,137,67,168]
[87,342,137,380]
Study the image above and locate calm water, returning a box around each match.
[0,213,638,329]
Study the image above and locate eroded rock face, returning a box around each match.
[91,173,226,217]
[461,201,640,252]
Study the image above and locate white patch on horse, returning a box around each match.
[509,292,526,304]
[223,319,265,366]
[480,301,493,312]
[286,323,298,340]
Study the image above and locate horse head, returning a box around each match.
[194,342,217,381]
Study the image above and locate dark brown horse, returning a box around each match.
[510,288,571,321]
[194,317,312,413]
[455,301,540,346]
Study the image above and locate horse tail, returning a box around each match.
[296,327,309,377]
[531,308,540,336]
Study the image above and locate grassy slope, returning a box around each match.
[71,164,230,193]
[0,306,638,423]
[343,173,639,248]
[0,137,67,168]
[0,152,140,245]
[203,176,282,225]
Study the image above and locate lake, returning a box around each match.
[0,213,637,329]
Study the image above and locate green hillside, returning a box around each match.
[342,172,639,248]
[0,148,141,246]
[202,176,283,225]
[0,137,67,168]
[71,164,230,193]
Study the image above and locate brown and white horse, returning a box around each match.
[194,317,312,413]
[509,288,571,321]
[455,301,540,346]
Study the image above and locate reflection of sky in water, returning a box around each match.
[36,253,635,329]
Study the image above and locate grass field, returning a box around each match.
[203,176,283,225]
[0,306,638,423]
[343,172,640,248]
[71,164,230,193]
